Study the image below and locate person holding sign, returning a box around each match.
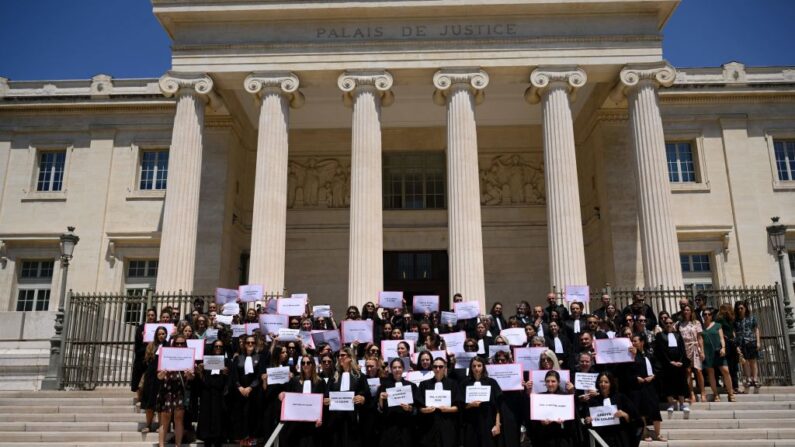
[417,357,461,447]
[260,345,291,442]
[228,335,262,446]
[377,357,419,447]
[653,317,689,415]
[528,370,575,447]
[196,340,230,447]
[132,307,156,394]
[629,335,665,443]
[279,354,326,446]
[326,346,370,447]
[140,325,169,434]
[461,356,503,447]
[584,371,641,447]
[155,335,195,447]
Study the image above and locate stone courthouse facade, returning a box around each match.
[0,0,794,317]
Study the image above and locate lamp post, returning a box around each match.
[40,226,79,390]
[766,217,795,378]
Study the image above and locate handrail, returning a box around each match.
[263,422,285,447]
[588,427,610,447]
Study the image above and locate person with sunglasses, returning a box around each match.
[196,340,230,447]
[228,335,262,446]
[260,345,291,443]
[141,326,169,434]
[654,318,689,415]
[326,346,369,447]
[702,308,736,402]
[378,357,420,447]
[734,300,761,389]
[417,357,462,447]
[461,356,503,447]
[629,335,665,442]
[492,351,524,447]
[677,304,706,403]
[279,354,326,446]
[527,370,573,447]
[155,335,195,447]
[132,308,157,396]
[583,371,640,447]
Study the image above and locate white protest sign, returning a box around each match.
[514,347,546,371]
[215,287,239,304]
[425,390,451,408]
[589,405,620,427]
[486,363,524,391]
[312,330,341,352]
[144,323,174,342]
[440,331,467,354]
[259,314,288,336]
[298,330,315,349]
[277,328,300,341]
[266,298,278,314]
[238,284,264,303]
[574,372,599,391]
[158,347,195,371]
[245,323,259,335]
[404,332,419,345]
[530,370,571,394]
[465,384,491,403]
[203,355,225,370]
[329,391,355,411]
[290,293,308,300]
[267,366,291,385]
[440,311,458,326]
[341,320,373,344]
[454,301,480,320]
[412,295,439,314]
[367,377,381,397]
[406,371,433,386]
[488,345,511,358]
[215,315,233,326]
[500,328,528,346]
[565,285,589,303]
[454,352,478,369]
[530,393,575,421]
[277,297,307,317]
[594,338,634,364]
[386,385,414,407]
[281,393,323,422]
[186,339,205,361]
[382,340,415,359]
[312,305,331,318]
[204,328,218,342]
[379,291,404,309]
[222,302,240,316]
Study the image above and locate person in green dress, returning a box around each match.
[701,309,736,402]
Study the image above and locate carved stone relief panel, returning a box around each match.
[478,153,545,206]
[288,157,350,209]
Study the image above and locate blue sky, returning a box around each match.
[1,0,793,81]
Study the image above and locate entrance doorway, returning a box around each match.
[383,251,449,312]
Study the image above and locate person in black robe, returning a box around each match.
[228,335,262,446]
[361,355,386,446]
[196,339,230,447]
[140,326,168,434]
[545,321,572,369]
[654,317,689,414]
[460,356,503,447]
[417,356,462,447]
[260,344,290,443]
[279,354,327,447]
[326,346,370,447]
[528,370,575,447]
[584,371,641,447]
[491,350,522,447]
[377,357,420,447]
[630,335,665,442]
[132,308,157,394]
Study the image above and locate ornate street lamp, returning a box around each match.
[766,217,795,379]
[41,226,79,390]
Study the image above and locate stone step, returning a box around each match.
[0,432,147,443]
[662,419,795,429]
[0,397,133,406]
[664,401,795,410]
[0,405,137,414]
[0,421,141,432]
[0,390,132,398]
[0,413,145,422]
[640,441,795,447]
[667,409,795,420]
[660,428,795,441]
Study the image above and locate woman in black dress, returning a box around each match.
[654,316,689,415]
[155,335,195,447]
[141,325,168,434]
[196,339,230,447]
[492,350,523,447]
[584,371,641,447]
[528,370,574,447]
[417,356,462,447]
[630,335,665,442]
[228,335,262,446]
[460,356,503,447]
[378,357,419,447]
[326,346,370,447]
[260,344,290,443]
[279,354,327,447]
[132,308,156,395]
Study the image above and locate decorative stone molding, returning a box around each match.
[610,62,676,103]
[337,71,394,107]
[525,67,587,104]
[479,154,545,206]
[244,72,305,108]
[287,157,351,209]
[90,74,113,99]
[432,68,489,105]
[0,77,7,99]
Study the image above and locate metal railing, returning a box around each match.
[588,428,610,447]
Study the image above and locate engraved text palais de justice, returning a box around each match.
[316,23,518,39]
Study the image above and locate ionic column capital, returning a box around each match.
[525,67,587,104]
[338,71,394,107]
[245,72,305,108]
[433,68,489,106]
[610,61,676,102]
[159,72,214,100]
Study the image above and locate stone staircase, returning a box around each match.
[0,387,794,446]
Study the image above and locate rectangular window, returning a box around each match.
[666,142,696,183]
[36,151,66,192]
[16,260,54,311]
[680,253,713,291]
[774,140,795,181]
[139,150,169,190]
[383,153,446,210]
[123,259,158,323]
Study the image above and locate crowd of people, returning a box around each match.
[131,291,763,447]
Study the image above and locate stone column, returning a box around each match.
[433,69,488,309]
[613,62,683,288]
[244,73,304,295]
[156,73,213,293]
[526,67,588,291]
[338,71,394,309]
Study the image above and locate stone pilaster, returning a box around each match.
[614,62,683,288]
[156,72,213,293]
[245,73,304,294]
[526,67,588,291]
[433,69,488,309]
[338,71,393,309]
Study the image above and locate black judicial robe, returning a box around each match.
[586,393,641,447]
[528,390,575,447]
[377,377,419,447]
[196,359,230,443]
[326,371,370,447]
[281,377,327,447]
[460,376,503,447]
[499,387,525,447]
[131,323,147,392]
[360,376,384,446]
[417,377,462,447]
[227,353,262,441]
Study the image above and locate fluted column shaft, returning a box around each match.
[156,73,213,293]
[618,63,683,288]
[245,73,303,294]
[434,69,488,309]
[339,72,393,309]
[527,68,588,291]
